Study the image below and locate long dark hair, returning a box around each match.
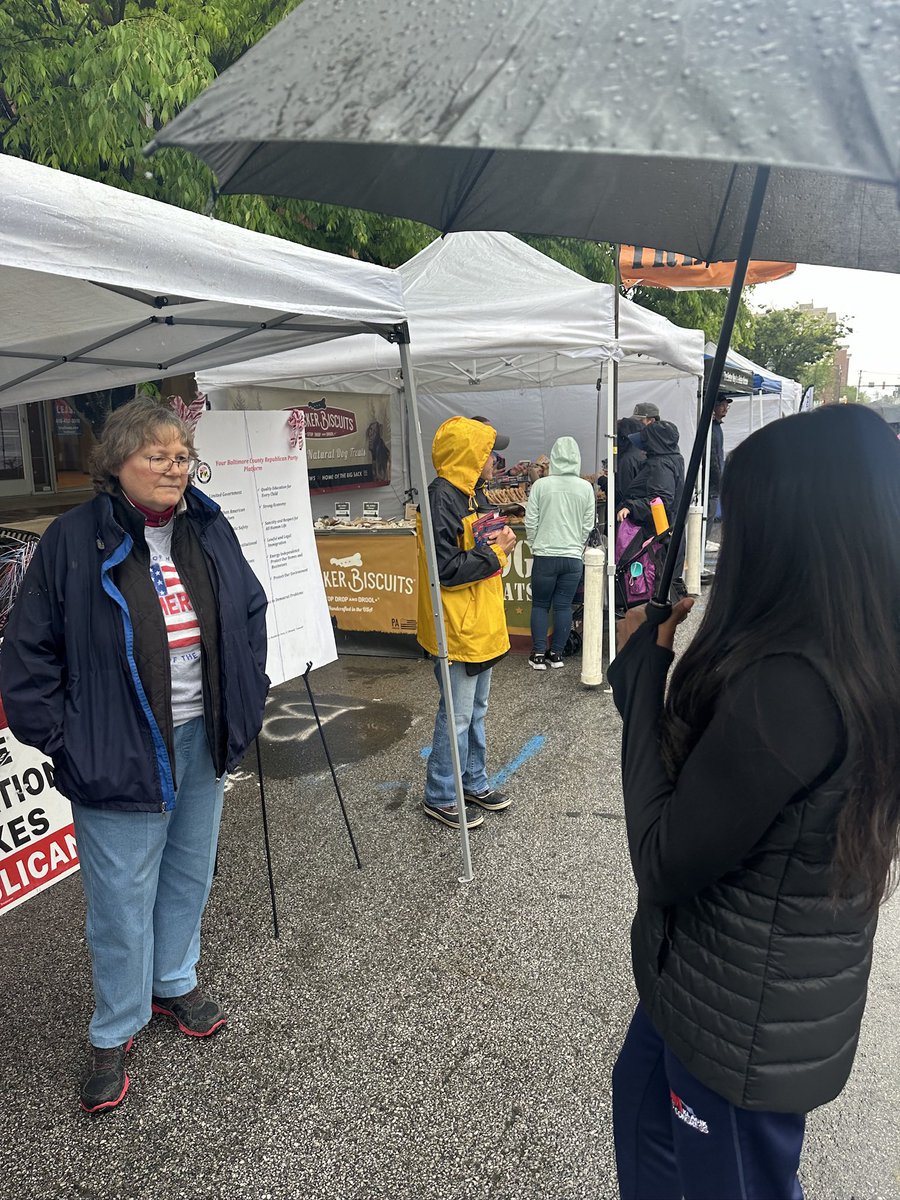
[660,404,900,908]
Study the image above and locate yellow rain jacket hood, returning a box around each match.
[416,417,510,663]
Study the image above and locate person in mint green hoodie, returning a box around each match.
[524,436,597,669]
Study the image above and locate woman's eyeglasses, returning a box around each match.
[145,455,194,475]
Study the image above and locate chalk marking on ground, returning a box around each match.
[489,735,546,788]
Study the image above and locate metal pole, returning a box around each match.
[302,662,362,870]
[254,737,280,939]
[651,166,770,612]
[606,246,621,672]
[398,336,474,884]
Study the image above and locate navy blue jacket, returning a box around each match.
[0,488,269,812]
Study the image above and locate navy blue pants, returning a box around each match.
[530,554,583,654]
[613,1005,805,1200]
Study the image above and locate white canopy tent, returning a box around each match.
[704,342,802,454]
[201,231,705,516]
[0,154,406,407]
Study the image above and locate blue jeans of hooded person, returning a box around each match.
[425,660,492,807]
[613,1005,805,1200]
[71,716,225,1048]
[530,554,584,654]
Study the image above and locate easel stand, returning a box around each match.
[254,660,363,939]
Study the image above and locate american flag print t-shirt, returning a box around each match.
[143,520,205,726]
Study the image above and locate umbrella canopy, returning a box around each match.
[149,0,900,273]
[0,155,405,406]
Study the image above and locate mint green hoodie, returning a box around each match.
[524,437,596,558]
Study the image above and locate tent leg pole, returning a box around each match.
[651,165,770,610]
[398,337,474,885]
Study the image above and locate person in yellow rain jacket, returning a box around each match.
[416,417,517,830]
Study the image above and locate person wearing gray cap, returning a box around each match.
[632,401,660,424]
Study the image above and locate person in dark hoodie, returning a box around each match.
[0,397,269,1116]
[615,416,647,497]
[616,419,688,600]
[616,419,684,534]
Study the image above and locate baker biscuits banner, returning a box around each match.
[620,246,795,290]
[502,530,533,638]
[299,392,391,493]
[316,533,417,634]
[0,691,77,914]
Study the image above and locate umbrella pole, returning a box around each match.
[651,166,770,610]
[606,246,621,671]
[398,334,474,884]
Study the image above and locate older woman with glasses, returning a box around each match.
[1,397,269,1115]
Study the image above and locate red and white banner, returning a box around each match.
[0,693,78,914]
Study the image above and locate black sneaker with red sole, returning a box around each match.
[80,1036,134,1115]
[151,986,227,1037]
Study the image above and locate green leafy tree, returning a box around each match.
[0,0,436,264]
[627,285,756,351]
[750,306,848,384]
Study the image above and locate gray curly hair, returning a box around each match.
[90,397,198,495]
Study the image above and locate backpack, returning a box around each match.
[614,516,669,610]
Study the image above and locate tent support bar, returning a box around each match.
[652,166,770,609]
[0,317,155,396]
[398,334,474,885]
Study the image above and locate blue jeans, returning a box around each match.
[613,1005,805,1200]
[71,717,225,1048]
[530,554,584,654]
[424,660,492,807]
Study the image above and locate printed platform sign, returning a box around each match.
[316,533,417,634]
[0,692,77,915]
[194,411,337,685]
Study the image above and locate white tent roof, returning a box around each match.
[0,155,406,406]
[200,231,704,394]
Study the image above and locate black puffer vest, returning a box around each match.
[633,648,877,1114]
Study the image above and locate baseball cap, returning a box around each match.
[472,414,510,451]
[632,401,661,419]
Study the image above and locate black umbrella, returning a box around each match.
[148,0,899,608]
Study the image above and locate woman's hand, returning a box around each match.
[616,597,694,652]
[616,507,630,523]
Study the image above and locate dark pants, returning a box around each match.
[613,1005,805,1200]
[530,555,583,654]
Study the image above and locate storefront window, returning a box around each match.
[49,397,94,489]
[0,408,25,482]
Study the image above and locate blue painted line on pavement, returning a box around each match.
[489,734,545,789]
[420,746,432,759]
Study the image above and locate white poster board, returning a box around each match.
[194,410,337,686]
[0,701,78,914]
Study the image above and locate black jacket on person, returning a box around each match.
[709,417,725,496]
[615,439,645,499]
[620,421,685,531]
[609,629,876,1114]
[0,487,269,812]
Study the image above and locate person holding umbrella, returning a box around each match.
[608,404,900,1199]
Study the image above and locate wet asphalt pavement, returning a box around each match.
[1,601,898,1200]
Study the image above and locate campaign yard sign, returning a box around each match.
[0,693,77,914]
